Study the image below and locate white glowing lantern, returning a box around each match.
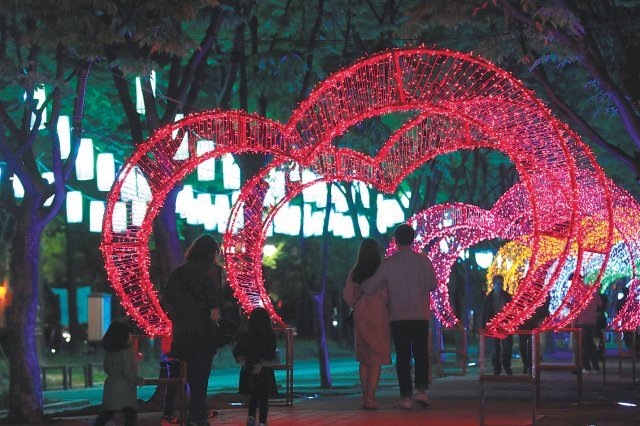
[358,215,370,237]
[195,193,211,225]
[131,201,147,227]
[377,197,405,230]
[135,70,156,115]
[96,153,115,191]
[29,86,47,130]
[112,201,127,232]
[332,189,349,213]
[12,175,24,199]
[274,204,300,236]
[66,191,83,223]
[57,115,71,159]
[120,166,152,202]
[75,138,94,181]
[214,194,231,230]
[42,172,54,207]
[89,201,105,233]
[439,238,450,254]
[175,185,194,218]
[172,113,189,160]
[475,250,495,269]
[352,182,370,209]
[197,140,215,181]
[330,213,354,238]
[222,154,241,190]
[264,170,286,206]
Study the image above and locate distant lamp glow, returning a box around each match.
[475,250,494,269]
[135,70,156,115]
[89,201,105,233]
[42,172,54,207]
[196,140,215,181]
[618,292,625,301]
[57,115,71,159]
[12,175,24,199]
[75,138,94,181]
[66,191,83,223]
[96,153,115,191]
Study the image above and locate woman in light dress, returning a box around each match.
[343,238,391,409]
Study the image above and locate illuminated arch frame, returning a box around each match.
[102,48,615,336]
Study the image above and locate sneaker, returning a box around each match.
[414,391,431,408]
[246,416,256,426]
[398,397,413,409]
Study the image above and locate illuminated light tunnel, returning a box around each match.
[102,48,623,336]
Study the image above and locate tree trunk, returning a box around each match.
[6,200,44,423]
[152,187,183,287]
[315,183,332,388]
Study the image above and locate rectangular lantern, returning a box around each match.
[89,200,105,233]
[42,172,54,207]
[66,191,83,223]
[57,115,71,159]
[75,138,94,181]
[135,70,156,115]
[96,153,115,191]
[12,175,24,199]
[112,201,127,232]
[197,140,215,181]
[29,86,47,130]
[222,154,241,190]
[172,113,190,160]
[175,185,193,218]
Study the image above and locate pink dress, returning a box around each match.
[343,273,391,365]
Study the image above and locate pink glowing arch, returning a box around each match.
[102,48,618,336]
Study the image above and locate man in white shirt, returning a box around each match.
[361,224,437,409]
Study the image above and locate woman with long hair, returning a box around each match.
[343,238,391,409]
[162,234,223,426]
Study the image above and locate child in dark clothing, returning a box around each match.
[95,321,143,426]
[233,308,278,426]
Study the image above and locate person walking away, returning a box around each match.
[482,275,513,375]
[343,238,391,409]
[94,321,143,426]
[233,307,278,426]
[163,234,223,426]
[361,224,437,409]
[574,279,602,373]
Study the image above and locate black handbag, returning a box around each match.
[215,317,239,348]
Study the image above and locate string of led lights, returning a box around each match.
[101,48,627,337]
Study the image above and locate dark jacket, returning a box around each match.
[233,330,277,369]
[482,290,512,327]
[163,259,222,333]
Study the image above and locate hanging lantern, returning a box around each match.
[196,193,212,224]
[96,153,115,191]
[172,113,189,160]
[214,194,231,230]
[75,138,94,181]
[89,201,105,233]
[42,172,54,207]
[12,175,24,199]
[28,86,46,130]
[112,201,127,232]
[66,191,83,223]
[197,140,215,181]
[120,166,151,202]
[57,115,71,159]
[175,185,194,218]
[135,70,156,115]
[222,154,241,189]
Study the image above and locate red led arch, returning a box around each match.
[102,48,624,336]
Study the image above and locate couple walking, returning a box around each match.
[343,224,437,410]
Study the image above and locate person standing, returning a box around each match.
[519,296,550,375]
[163,234,223,426]
[343,238,391,409]
[233,307,278,426]
[482,275,513,375]
[361,224,437,409]
[94,321,143,426]
[574,281,602,373]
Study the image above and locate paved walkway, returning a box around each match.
[50,354,639,425]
